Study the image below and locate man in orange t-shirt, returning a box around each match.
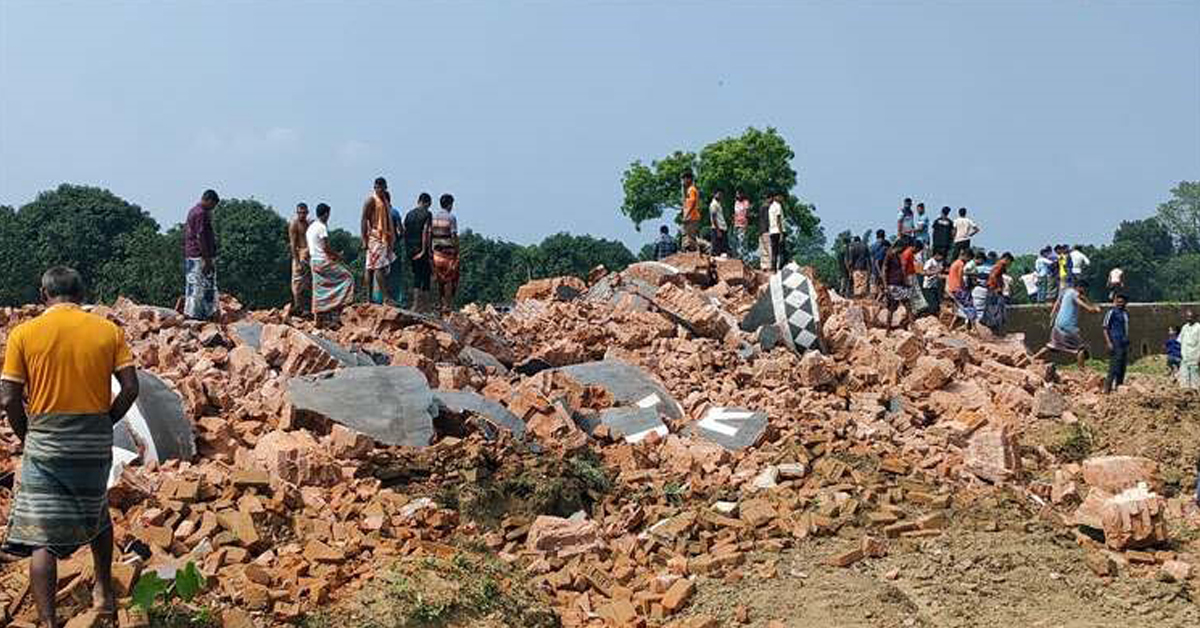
[680,171,701,252]
[1,267,139,627]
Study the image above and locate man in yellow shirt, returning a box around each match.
[1,267,139,628]
[680,171,701,253]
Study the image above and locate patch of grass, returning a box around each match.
[349,551,557,627]
[147,604,219,628]
[1060,355,1172,377]
[1047,422,1095,463]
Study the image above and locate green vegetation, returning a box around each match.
[348,551,557,628]
[1047,422,1096,463]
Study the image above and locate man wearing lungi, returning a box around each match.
[307,203,355,326]
[182,189,220,320]
[288,202,311,314]
[2,267,140,628]
[360,177,397,305]
[431,193,460,315]
[1033,279,1101,369]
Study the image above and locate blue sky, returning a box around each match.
[2,1,1197,255]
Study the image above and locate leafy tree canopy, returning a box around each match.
[1156,180,1200,253]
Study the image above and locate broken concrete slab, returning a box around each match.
[592,406,668,444]
[112,370,195,464]
[432,390,525,439]
[233,321,375,367]
[682,407,768,451]
[287,366,437,448]
[459,346,508,374]
[556,360,683,422]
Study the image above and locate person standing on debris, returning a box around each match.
[757,198,775,270]
[882,240,913,330]
[403,193,434,313]
[1,267,139,628]
[680,171,701,253]
[946,248,974,330]
[388,197,406,305]
[897,198,916,241]
[431,193,461,314]
[848,235,870,298]
[768,192,786,271]
[931,206,955,260]
[361,177,397,305]
[869,229,890,296]
[655,224,679,260]
[733,190,750,258]
[288,202,311,314]
[1102,293,1131,394]
[980,252,1013,333]
[922,248,946,315]
[901,240,928,317]
[709,190,728,257]
[183,189,220,321]
[1033,279,1100,368]
[1069,244,1090,286]
[1166,326,1182,376]
[308,203,355,326]
[952,207,980,260]
[913,202,931,247]
[1179,310,1200,390]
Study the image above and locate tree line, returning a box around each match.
[0,184,636,310]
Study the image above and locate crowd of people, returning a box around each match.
[183,178,463,327]
[655,171,790,272]
[837,197,1200,395]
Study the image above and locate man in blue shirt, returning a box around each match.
[1103,294,1130,394]
[913,202,930,247]
[655,225,678,260]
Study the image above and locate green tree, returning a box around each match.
[99,226,183,306]
[457,230,523,306]
[528,233,635,279]
[1156,181,1200,253]
[211,199,291,309]
[15,184,160,301]
[1113,217,1174,261]
[0,204,38,305]
[619,151,697,230]
[618,128,819,248]
[1156,254,1200,302]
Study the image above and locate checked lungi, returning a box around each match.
[312,259,355,314]
[2,413,112,558]
[433,247,460,285]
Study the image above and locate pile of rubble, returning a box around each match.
[0,252,1195,627]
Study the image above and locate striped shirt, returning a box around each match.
[431,209,458,250]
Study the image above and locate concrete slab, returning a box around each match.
[287,366,437,448]
[556,360,683,422]
[112,370,195,463]
[595,406,668,443]
[433,390,525,439]
[682,406,768,451]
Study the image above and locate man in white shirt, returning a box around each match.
[709,191,728,257]
[1107,266,1125,300]
[1179,310,1200,390]
[1069,245,1090,285]
[768,193,785,271]
[921,250,945,314]
[306,203,355,325]
[952,207,980,260]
